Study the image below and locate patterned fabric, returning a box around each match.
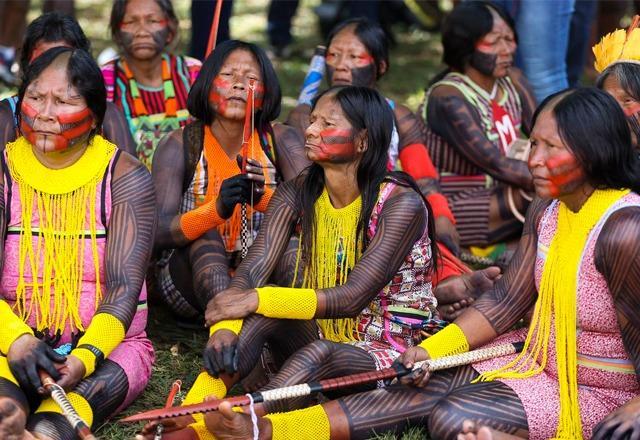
[101,53,201,169]
[0,149,154,410]
[421,73,525,246]
[472,193,640,439]
[348,182,439,372]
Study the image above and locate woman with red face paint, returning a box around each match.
[197,88,640,440]
[594,18,640,150]
[151,40,284,323]
[134,85,445,439]
[0,47,155,439]
[0,12,136,155]
[286,18,469,289]
[421,1,537,257]
[102,0,202,170]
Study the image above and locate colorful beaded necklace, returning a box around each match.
[119,53,177,118]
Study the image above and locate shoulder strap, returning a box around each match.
[182,120,205,194]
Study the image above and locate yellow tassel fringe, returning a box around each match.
[5,136,115,335]
[294,187,363,342]
[474,189,628,439]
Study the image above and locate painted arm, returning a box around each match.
[272,122,311,181]
[102,102,137,156]
[509,68,537,136]
[68,154,157,378]
[427,86,533,190]
[592,206,640,439]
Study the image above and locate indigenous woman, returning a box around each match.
[0,12,136,154]
[593,17,640,148]
[0,47,155,439]
[289,17,466,283]
[152,40,282,320]
[422,1,536,252]
[203,88,640,440]
[139,85,444,439]
[102,0,202,169]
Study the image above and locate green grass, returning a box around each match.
[2,1,441,438]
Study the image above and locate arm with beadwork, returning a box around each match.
[396,197,544,387]
[152,128,272,251]
[205,185,427,325]
[60,155,157,389]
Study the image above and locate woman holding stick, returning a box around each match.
[199,88,640,439]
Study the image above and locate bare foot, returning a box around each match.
[457,420,525,440]
[204,401,270,440]
[0,396,29,440]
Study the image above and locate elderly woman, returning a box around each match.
[139,86,444,439]
[0,47,155,439]
[594,17,640,148]
[102,0,201,169]
[201,88,640,440]
[421,1,536,252]
[0,12,135,154]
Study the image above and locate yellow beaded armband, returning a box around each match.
[255,287,317,320]
[209,319,244,337]
[0,300,34,355]
[265,404,330,440]
[70,313,126,377]
[418,323,469,359]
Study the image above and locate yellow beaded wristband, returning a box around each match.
[418,323,469,359]
[0,300,34,355]
[70,313,126,378]
[265,405,331,440]
[255,287,317,320]
[209,319,244,337]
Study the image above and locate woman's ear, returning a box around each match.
[357,129,368,153]
[378,61,388,78]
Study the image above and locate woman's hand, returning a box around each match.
[215,158,267,219]
[56,355,86,391]
[205,289,258,326]
[394,346,431,387]
[203,329,239,377]
[7,334,65,394]
[436,267,501,321]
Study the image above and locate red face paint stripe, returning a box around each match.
[57,107,92,124]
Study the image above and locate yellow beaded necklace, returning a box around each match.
[5,135,116,334]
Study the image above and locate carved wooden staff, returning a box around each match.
[39,371,96,440]
[239,79,255,259]
[122,342,524,423]
[205,0,224,58]
[154,379,182,440]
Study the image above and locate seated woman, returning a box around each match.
[102,0,202,169]
[594,17,640,148]
[287,18,459,256]
[0,11,136,154]
[421,1,536,252]
[139,85,445,439]
[0,47,155,439]
[152,40,284,320]
[202,88,640,440]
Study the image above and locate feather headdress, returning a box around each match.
[593,15,640,72]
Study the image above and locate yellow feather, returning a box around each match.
[593,29,626,72]
[620,28,640,63]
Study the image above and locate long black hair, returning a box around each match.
[430,1,515,85]
[17,47,106,138]
[326,18,390,79]
[299,85,438,272]
[187,40,281,133]
[532,87,640,193]
[20,12,91,74]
